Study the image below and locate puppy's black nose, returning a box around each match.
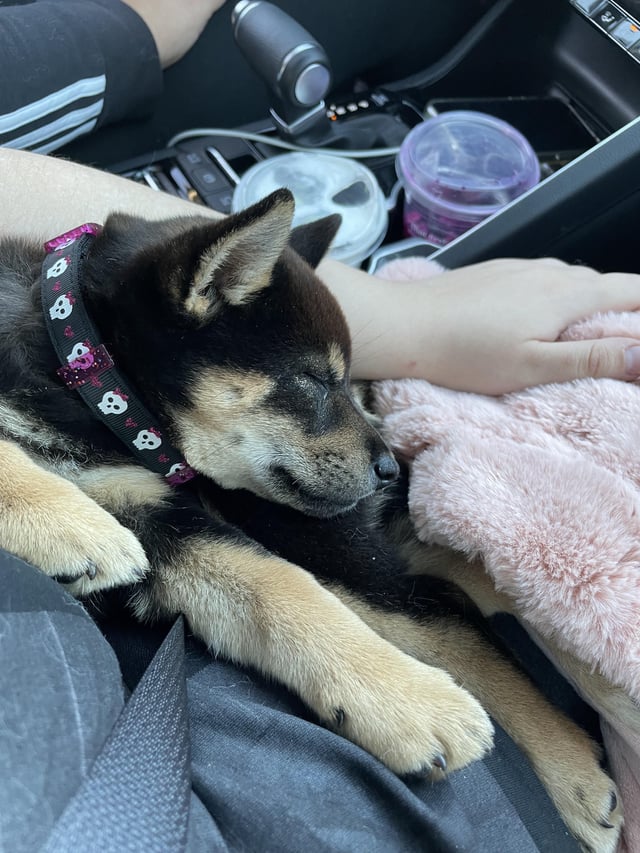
[372,452,399,488]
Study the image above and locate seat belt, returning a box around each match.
[41,617,191,853]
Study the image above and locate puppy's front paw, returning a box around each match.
[327,653,494,776]
[58,505,149,597]
[541,746,622,853]
[2,474,148,595]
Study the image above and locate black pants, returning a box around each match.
[0,551,585,852]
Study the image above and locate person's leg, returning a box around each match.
[0,555,226,853]
[181,642,583,853]
[0,556,124,851]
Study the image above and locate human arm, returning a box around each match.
[0,146,222,230]
[318,256,640,393]
[3,145,640,394]
[122,0,227,69]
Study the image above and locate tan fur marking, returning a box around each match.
[77,465,170,514]
[327,342,346,382]
[0,399,75,456]
[135,537,493,775]
[406,542,514,617]
[184,277,216,318]
[173,368,379,508]
[184,367,275,427]
[172,368,299,497]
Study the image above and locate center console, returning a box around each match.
[571,0,640,63]
[112,0,640,274]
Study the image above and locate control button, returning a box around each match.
[370,91,390,107]
[610,17,640,46]
[181,151,204,166]
[205,189,234,213]
[294,63,331,107]
[572,0,605,12]
[594,2,625,28]
[191,166,229,196]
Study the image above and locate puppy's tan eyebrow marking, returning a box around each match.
[327,342,346,382]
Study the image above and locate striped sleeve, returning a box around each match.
[0,0,163,154]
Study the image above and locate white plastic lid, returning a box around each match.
[232,152,388,266]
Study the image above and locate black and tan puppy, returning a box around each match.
[0,190,622,852]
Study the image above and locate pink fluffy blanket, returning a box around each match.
[372,257,640,853]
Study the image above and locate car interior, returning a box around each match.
[59,0,640,278]
[45,0,640,846]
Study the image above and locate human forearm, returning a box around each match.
[317,257,434,380]
[0,147,221,241]
[5,147,640,394]
[122,0,227,69]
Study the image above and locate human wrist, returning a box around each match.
[318,258,441,382]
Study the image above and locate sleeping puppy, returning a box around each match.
[0,190,622,852]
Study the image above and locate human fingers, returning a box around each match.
[476,259,640,319]
[538,266,640,324]
[519,337,640,389]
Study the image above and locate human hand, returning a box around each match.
[122,0,227,68]
[322,257,640,394]
[419,258,640,394]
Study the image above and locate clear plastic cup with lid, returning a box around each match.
[232,151,388,266]
[396,111,540,246]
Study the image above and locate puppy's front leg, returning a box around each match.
[133,528,493,777]
[382,546,623,853]
[411,545,640,739]
[0,441,148,592]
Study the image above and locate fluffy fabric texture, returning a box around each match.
[373,257,640,853]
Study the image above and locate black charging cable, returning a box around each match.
[383,0,516,93]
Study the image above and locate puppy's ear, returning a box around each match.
[288,214,342,269]
[185,189,295,320]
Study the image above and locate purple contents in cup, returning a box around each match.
[396,111,540,246]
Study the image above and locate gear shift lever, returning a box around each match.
[231,1,332,138]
